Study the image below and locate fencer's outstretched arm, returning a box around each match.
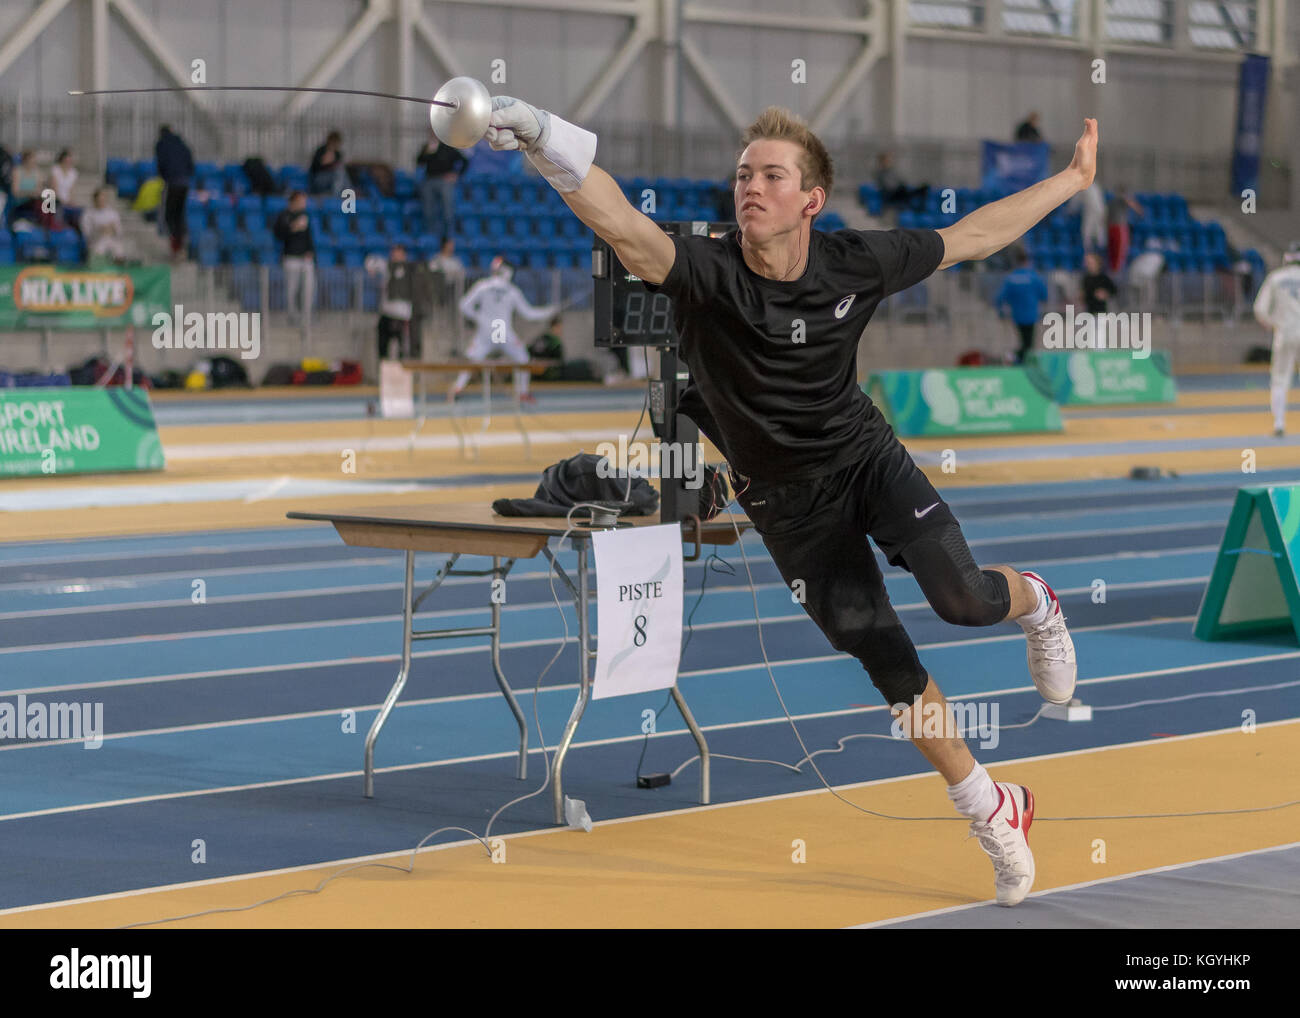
[559,165,676,285]
[511,287,560,322]
[485,95,676,285]
[936,118,1099,269]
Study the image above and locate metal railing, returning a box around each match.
[2,96,1288,211]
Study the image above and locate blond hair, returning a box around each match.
[738,106,834,206]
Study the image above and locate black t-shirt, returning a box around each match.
[643,226,945,483]
[1082,272,1115,314]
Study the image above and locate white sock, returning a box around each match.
[948,761,1000,821]
[1017,575,1051,627]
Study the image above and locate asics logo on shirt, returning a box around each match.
[834,295,856,318]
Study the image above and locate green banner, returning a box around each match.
[1025,350,1177,405]
[866,367,1062,437]
[0,387,165,476]
[0,264,171,330]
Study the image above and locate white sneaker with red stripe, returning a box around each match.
[1018,570,1076,705]
[968,781,1036,907]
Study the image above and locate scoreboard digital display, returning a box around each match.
[592,221,731,347]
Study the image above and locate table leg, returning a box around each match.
[364,549,415,797]
[449,380,470,459]
[670,685,711,805]
[490,555,529,779]
[550,540,592,824]
[512,375,531,459]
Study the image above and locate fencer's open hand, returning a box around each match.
[1068,118,1099,191]
[486,96,552,154]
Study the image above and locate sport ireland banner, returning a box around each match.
[866,367,1062,437]
[1025,350,1177,405]
[0,387,165,476]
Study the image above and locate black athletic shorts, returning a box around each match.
[733,432,956,571]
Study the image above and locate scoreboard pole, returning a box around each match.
[651,345,700,523]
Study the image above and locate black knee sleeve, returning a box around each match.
[844,625,929,707]
[899,524,1011,628]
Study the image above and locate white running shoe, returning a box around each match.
[1018,570,1077,705]
[968,781,1036,907]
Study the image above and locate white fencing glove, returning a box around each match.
[486,96,596,194]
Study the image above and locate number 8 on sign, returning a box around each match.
[590,525,685,701]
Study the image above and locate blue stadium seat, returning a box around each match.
[51,229,82,264]
[212,207,237,233]
[133,160,155,179]
[105,158,131,185]
[324,211,351,236]
[265,195,289,216]
[393,172,416,200]
[186,206,210,234]
[278,166,308,192]
[15,230,50,261]
[116,171,140,199]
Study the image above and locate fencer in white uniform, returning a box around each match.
[1253,242,1300,436]
[450,256,559,403]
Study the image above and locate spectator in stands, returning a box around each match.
[1254,242,1300,437]
[426,237,467,355]
[995,249,1048,363]
[309,130,349,196]
[155,125,194,259]
[528,314,565,381]
[408,252,435,361]
[1015,112,1043,143]
[1079,179,1105,254]
[0,140,12,225]
[450,255,559,405]
[375,244,415,360]
[874,151,929,216]
[10,150,43,223]
[1080,252,1115,314]
[416,131,469,243]
[429,236,466,288]
[81,186,125,263]
[1128,238,1166,309]
[1106,186,1144,274]
[50,149,80,228]
[273,190,316,332]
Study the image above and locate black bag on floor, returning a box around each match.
[261,363,296,386]
[209,355,252,389]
